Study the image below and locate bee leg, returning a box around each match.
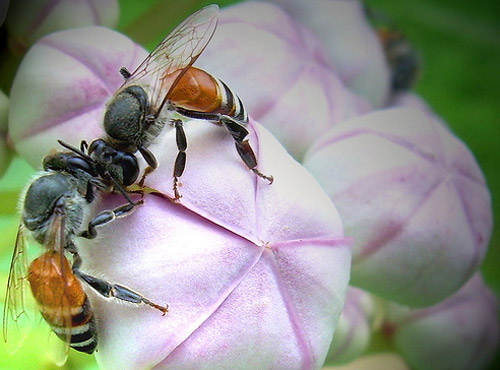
[84,180,97,203]
[137,146,158,187]
[75,270,169,315]
[79,200,143,239]
[172,107,273,183]
[220,116,274,184]
[172,119,187,200]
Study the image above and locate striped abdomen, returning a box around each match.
[169,66,248,122]
[28,251,98,354]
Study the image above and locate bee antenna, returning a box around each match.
[57,140,94,163]
[108,174,137,206]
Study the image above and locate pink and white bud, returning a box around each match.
[383,273,499,370]
[303,107,492,307]
[261,0,391,108]
[388,92,437,118]
[326,287,375,365]
[197,1,371,160]
[5,0,119,53]
[9,26,147,165]
[8,25,352,369]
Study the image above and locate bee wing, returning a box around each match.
[2,223,32,353]
[31,298,71,367]
[116,4,219,116]
[44,212,72,365]
[45,304,72,367]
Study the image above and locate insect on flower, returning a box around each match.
[367,6,420,91]
[62,4,273,200]
[3,150,168,363]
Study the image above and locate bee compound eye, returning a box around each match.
[121,153,140,186]
[67,156,93,173]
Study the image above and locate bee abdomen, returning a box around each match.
[49,298,98,354]
[218,79,247,123]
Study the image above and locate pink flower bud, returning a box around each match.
[5,0,119,53]
[9,26,147,165]
[261,0,391,108]
[303,107,492,307]
[8,25,351,369]
[383,274,498,370]
[326,287,374,365]
[78,119,351,369]
[197,1,371,160]
[388,92,436,118]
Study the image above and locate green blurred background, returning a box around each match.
[0,0,498,369]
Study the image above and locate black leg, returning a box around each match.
[170,107,273,184]
[74,268,168,315]
[138,146,158,187]
[79,200,143,239]
[220,115,273,184]
[172,119,187,200]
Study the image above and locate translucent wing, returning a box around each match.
[2,223,31,353]
[117,4,219,117]
[44,293,72,367]
[42,212,72,365]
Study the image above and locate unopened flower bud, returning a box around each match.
[326,287,375,365]
[303,107,492,307]
[261,0,391,108]
[8,23,352,370]
[383,273,498,370]
[6,0,119,53]
[9,26,147,164]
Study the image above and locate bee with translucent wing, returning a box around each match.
[64,4,272,201]
[3,150,168,362]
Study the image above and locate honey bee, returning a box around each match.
[366,6,420,92]
[377,26,419,91]
[67,4,272,200]
[3,150,168,361]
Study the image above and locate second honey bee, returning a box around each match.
[64,4,273,200]
[3,149,168,362]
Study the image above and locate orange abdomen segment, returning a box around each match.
[168,67,222,112]
[28,252,87,326]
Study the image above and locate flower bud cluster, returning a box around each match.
[3,1,497,369]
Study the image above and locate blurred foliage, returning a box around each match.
[0,0,498,369]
